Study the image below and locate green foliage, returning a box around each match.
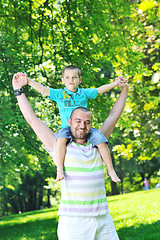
[0,0,160,214]
[111,0,160,192]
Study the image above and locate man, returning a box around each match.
[12,73,129,239]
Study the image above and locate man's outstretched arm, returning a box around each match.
[99,83,129,139]
[12,73,55,152]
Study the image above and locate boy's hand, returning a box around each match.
[12,72,28,90]
[115,76,127,86]
[119,82,129,89]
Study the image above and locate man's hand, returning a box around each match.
[115,76,127,87]
[12,72,28,90]
[118,81,129,90]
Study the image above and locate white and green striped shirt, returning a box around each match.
[57,141,108,217]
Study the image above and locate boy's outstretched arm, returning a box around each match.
[27,77,50,96]
[97,76,126,94]
[12,73,55,151]
[99,83,129,139]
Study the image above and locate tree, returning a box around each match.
[0,0,159,214]
[112,1,160,191]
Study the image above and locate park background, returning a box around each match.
[0,0,160,239]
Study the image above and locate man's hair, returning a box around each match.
[62,65,81,77]
[70,107,92,120]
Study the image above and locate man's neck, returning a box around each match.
[72,138,88,146]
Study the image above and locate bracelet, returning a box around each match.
[14,88,24,96]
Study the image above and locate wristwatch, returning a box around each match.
[14,88,24,96]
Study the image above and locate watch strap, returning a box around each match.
[14,88,24,96]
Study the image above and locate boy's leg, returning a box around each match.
[55,137,68,181]
[55,126,71,181]
[98,143,121,183]
[88,128,120,183]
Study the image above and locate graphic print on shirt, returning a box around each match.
[63,90,77,108]
[63,91,71,100]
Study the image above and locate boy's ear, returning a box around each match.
[61,78,64,84]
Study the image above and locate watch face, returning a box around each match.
[20,88,24,92]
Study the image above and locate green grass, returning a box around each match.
[0,207,58,240]
[0,189,160,240]
[109,189,160,240]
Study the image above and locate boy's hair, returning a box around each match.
[62,65,81,77]
[70,107,92,121]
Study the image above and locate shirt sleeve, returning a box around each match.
[48,88,61,102]
[83,88,97,99]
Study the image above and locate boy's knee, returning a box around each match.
[57,137,68,144]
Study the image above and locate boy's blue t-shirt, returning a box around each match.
[48,87,97,128]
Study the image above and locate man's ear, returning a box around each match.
[79,77,82,83]
[68,118,71,126]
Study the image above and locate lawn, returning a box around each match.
[0,207,58,240]
[109,189,160,240]
[0,189,160,240]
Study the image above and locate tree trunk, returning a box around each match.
[46,189,51,208]
[111,182,119,195]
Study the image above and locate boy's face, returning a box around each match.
[62,69,82,92]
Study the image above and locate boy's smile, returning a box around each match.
[62,69,82,92]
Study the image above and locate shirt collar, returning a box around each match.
[64,87,81,95]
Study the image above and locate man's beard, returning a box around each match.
[73,128,88,140]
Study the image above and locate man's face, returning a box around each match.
[68,109,92,141]
[62,69,82,92]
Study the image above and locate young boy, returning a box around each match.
[16,66,126,182]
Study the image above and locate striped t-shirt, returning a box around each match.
[57,141,108,217]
